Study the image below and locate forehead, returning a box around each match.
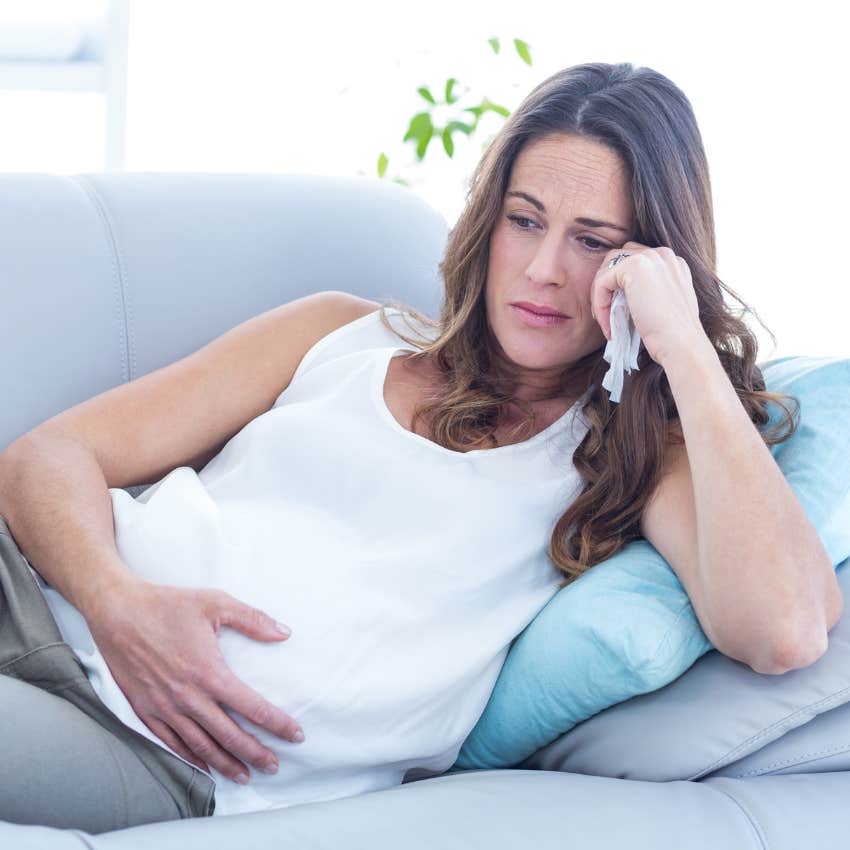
[508,133,632,219]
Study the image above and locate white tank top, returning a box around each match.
[29,306,590,816]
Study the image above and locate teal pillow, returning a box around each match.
[452,355,850,771]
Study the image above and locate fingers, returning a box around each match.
[145,715,211,775]
[211,668,305,749]
[591,306,609,342]
[593,251,627,339]
[592,277,617,342]
[146,692,282,785]
[96,584,303,786]
[166,710,258,784]
[157,589,305,783]
[214,592,292,642]
[180,690,286,780]
[146,708,248,783]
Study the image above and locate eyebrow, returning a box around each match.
[505,190,629,233]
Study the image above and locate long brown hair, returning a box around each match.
[377,61,799,588]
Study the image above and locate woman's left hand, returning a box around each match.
[590,240,706,368]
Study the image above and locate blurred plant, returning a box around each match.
[377,37,533,186]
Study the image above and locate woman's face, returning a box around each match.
[485,132,635,400]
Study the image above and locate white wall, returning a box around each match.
[1,0,847,359]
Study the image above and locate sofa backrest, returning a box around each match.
[0,172,449,483]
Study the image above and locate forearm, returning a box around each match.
[661,340,842,669]
[0,435,139,621]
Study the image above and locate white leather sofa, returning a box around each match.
[1,171,848,849]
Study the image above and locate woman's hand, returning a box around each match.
[590,241,706,368]
[85,575,304,784]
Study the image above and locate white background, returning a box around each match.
[1,0,847,360]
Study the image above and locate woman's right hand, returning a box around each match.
[84,576,304,784]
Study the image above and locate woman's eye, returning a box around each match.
[579,237,609,252]
[506,215,609,253]
[507,214,536,230]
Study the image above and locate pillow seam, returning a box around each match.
[690,683,850,779]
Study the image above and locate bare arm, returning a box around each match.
[0,435,143,614]
[648,336,842,672]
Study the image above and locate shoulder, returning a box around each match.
[299,292,437,364]
[287,291,405,384]
[317,290,383,326]
[301,290,386,352]
[308,292,436,349]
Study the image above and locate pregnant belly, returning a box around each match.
[214,623,430,777]
[215,625,348,722]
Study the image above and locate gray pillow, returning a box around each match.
[517,556,850,782]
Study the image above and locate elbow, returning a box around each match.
[763,626,832,676]
[824,575,845,632]
[766,569,845,676]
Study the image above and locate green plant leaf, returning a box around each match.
[441,126,455,158]
[392,177,410,187]
[514,38,532,65]
[403,111,434,143]
[380,40,521,177]
[417,86,437,105]
[445,77,458,104]
[446,120,474,136]
[416,124,434,160]
[481,97,510,118]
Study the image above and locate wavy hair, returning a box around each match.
[376,61,799,588]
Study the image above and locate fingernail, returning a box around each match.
[234,772,249,785]
[292,729,305,743]
[260,760,279,774]
[275,622,291,636]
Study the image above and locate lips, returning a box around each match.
[511,301,569,318]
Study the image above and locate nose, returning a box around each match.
[524,230,566,287]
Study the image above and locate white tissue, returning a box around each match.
[601,288,641,403]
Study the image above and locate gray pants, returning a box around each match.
[0,514,216,833]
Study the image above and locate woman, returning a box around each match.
[0,61,840,831]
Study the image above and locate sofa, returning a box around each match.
[1,170,849,850]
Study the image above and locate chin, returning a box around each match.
[500,343,563,370]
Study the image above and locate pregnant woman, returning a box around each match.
[0,61,841,831]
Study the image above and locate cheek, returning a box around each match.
[570,280,593,323]
[488,229,511,271]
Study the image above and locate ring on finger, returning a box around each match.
[607,252,632,269]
